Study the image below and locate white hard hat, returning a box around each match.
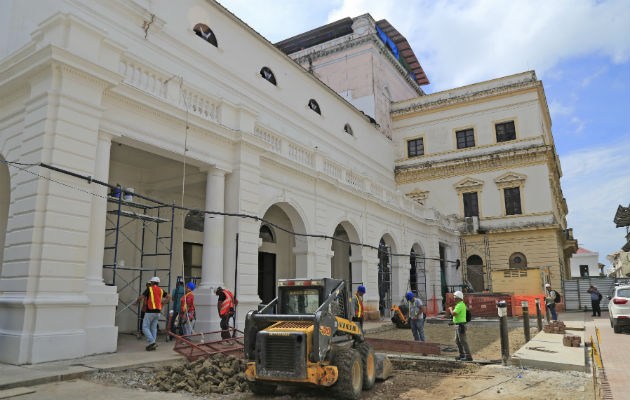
[545,283,551,288]
[454,290,464,299]
[150,276,160,283]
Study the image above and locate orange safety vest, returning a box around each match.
[148,285,164,311]
[219,289,234,316]
[180,292,195,320]
[354,294,363,318]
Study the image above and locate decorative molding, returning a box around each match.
[405,188,429,205]
[494,171,527,189]
[396,145,549,184]
[454,177,484,193]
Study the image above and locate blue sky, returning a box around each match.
[219,0,630,265]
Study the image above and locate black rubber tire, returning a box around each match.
[610,317,614,328]
[248,380,277,395]
[332,348,363,400]
[613,319,621,333]
[357,343,376,390]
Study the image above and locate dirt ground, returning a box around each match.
[367,322,537,361]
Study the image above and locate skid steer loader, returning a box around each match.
[244,278,377,400]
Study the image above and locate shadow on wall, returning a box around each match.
[0,157,10,278]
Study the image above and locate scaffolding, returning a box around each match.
[103,188,175,336]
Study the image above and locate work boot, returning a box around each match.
[151,343,158,350]
[464,354,473,361]
[455,355,464,361]
[145,344,153,351]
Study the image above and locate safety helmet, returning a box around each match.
[405,291,414,301]
[215,286,223,295]
[187,282,195,291]
[545,283,551,288]
[454,290,464,299]
[357,285,366,294]
[150,276,160,283]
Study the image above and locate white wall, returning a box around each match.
[570,252,600,278]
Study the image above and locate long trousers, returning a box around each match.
[142,312,160,344]
[455,324,471,356]
[410,317,425,342]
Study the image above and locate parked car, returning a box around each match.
[608,284,630,333]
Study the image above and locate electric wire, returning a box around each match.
[0,158,460,264]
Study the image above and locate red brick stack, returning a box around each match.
[543,321,566,334]
[562,334,582,347]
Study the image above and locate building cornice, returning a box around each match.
[395,145,551,184]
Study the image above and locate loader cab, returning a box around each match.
[277,278,348,318]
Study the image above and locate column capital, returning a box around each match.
[199,165,230,175]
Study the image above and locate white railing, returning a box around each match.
[323,160,343,180]
[345,170,363,191]
[119,59,167,99]
[180,87,219,122]
[253,126,282,152]
[288,143,314,167]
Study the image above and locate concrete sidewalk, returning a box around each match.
[0,334,184,390]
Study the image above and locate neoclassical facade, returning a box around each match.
[392,72,578,296]
[0,0,460,364]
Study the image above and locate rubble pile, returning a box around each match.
[149,353,249,394]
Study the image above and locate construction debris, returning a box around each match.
[543,321,566,334]
[148,353,248,394]
[562,334,582,348]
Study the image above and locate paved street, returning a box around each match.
[583,312,630,400]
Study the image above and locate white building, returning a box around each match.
[0,0,460,364]
[569,247,600,278]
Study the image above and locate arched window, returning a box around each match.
[308,99,321,115]
[259,225,275,243]
[509,252,527,269]
[344,123,353,135]
[193,23,217,47]
[260,67,276,85]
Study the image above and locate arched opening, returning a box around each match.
[260,67,277,85]
[330,221,361,293]
[308,99,321,115]
[193,23,218,47]
[0,156,9,276]
[258,203,307,305]
[378,234,396,318]
[409,243,426,301]
[509,252,527,269]
[466,255,484,292]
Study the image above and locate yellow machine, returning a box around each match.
[244,278,376,400]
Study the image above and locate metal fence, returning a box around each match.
[563,277,630,311]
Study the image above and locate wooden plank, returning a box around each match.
[365,337,441,355]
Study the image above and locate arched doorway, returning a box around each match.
[0,156,9,276]
[258,203,307,305]
[330,222,360,293]
[466,255,484,292]
[409,243,426,301]
[378,234,396,318]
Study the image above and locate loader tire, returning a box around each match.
[332,348,363,400]
[357,343,376,390]
[248,380,277,395]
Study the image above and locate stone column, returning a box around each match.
[83,132,118,354]
[195,168,226,332]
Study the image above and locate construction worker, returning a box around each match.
[545,283,559,321]
[167,280,185,340]
[133,276,171,351]
[405,291,425,342]
[448,290,472,361]
[216,286,238,340]
[180,282,196,335]
[351,286,366,329]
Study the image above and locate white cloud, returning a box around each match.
[327,0,630,91]
[561,143,630,262]
[549,99,574,118]
[570,116,586,134]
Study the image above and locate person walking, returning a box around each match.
[167,280,185,340]
[448,291,472,361]
[406,291,426,342]
[587,285,602,317]
[545,283,559,321]
[180,282,196,335]
[351,286,366,330]
[216,286,238,340]
[133,276,171,351]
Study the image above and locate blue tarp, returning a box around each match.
[375,25,399,59]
